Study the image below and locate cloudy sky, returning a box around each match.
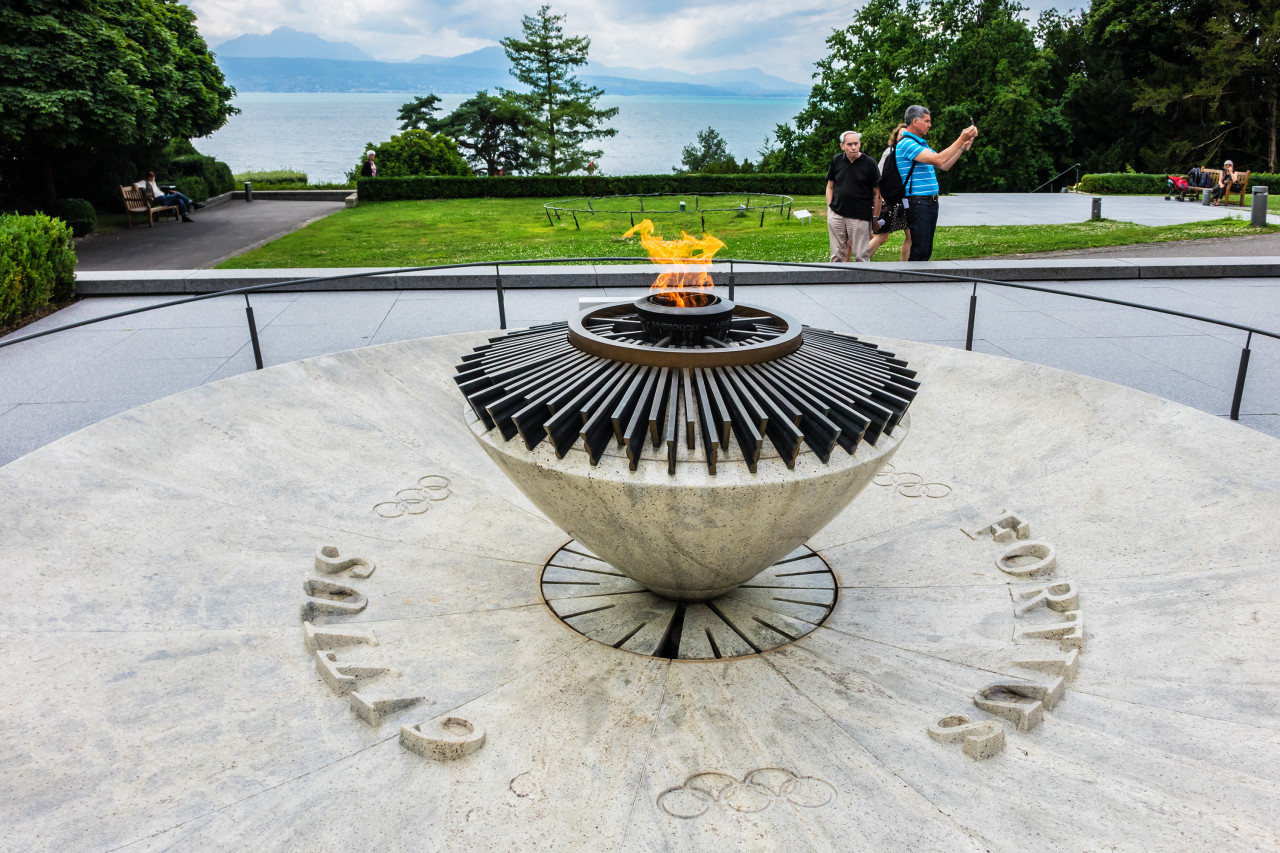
[185,0,1080,84]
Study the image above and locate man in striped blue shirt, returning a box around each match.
[895,105,979,261]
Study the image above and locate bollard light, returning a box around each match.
[244,181,253,202]
[1091,197,1101,220]
[1251,186,1269,228]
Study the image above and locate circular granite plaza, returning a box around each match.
[1,330,1277,851]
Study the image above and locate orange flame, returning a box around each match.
[623,219,725,307]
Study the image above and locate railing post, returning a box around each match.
[1230,332,1253,421]
[728,261,735,302]
[244,293,264,370]
[495,265,507,330]
[965,282,978,351]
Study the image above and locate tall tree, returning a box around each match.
[433,91,530,176]
[0,0,235,208]
[397,94,443,131]
[676,127,731,173]
[500,5,618,175]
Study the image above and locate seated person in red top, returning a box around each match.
[135,171,199,222]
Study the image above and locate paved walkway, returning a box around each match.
[74,198,344,271]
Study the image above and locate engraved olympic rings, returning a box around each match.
[656,768,836,819]
[374,475,452,518]
[873,463,952,498]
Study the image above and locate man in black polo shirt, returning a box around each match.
[825,131,880,263]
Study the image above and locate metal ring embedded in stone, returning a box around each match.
[567,302,802,367]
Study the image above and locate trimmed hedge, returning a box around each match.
[54,198,97,237]
[174,176,209,204]
[171,154,235,197]
[357,173,827,201]
[0,214,76,327]
[1080,172,1280,195]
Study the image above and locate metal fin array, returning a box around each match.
[454,314,918,474]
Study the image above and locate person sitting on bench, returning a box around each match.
[135,171,201,222]
[1212,160,1244,206]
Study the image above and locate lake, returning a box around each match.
[193,93,807,183]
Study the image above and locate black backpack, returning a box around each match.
[880,144,918,208]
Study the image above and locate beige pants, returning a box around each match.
[828,213,872,263]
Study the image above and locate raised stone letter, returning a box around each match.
[974,677,1065,732]
[1011,649,1080,682]
[995,541,1057,577]
[302,621,378,651]
[928,714,1006,760]
[314,650,390,695]
[400,717,485,760]
[315,545,376,579]
[1017,610,1084,650]
[300,577,368,622]
[963,512,1030,543]
[350,691,424,726]
[1013,581,1078,617]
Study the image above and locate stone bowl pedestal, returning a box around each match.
[469,411,908,600]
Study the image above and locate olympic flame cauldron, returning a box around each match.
[456,222,916,600]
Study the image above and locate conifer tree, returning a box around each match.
[500,6,618,175]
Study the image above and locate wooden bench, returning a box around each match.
[1213,169,1251,206]
[119,184,180,227]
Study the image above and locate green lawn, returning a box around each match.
[214,194,1277,269]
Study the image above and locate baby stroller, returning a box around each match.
[1165,175,1194,201]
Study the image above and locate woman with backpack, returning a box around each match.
[869,124,912,260]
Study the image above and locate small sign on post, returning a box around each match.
[1090,197,1101,220]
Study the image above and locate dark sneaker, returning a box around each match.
[194,202,206,209]
[182,215,194,222]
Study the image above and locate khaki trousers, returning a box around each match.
[828,212,872,263]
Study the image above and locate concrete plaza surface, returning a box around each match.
[2,329,1278,851]
[2,272,1278,465]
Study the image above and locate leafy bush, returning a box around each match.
[357,173,826,201]
[0,214,76,327]
[170,154,234,196]
[1077,174,1168,194]
[53,198,97,237]
[358,130,472,179]
[173,176,208,203]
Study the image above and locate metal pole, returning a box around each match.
[244,294,264,369]
[571,212,579,230]
[1091,197,1102,220]
[965,282,978,351]
[759,208,765,227]
[495,265,507,330]
[728,262,735,302]
[545,207,553,226]
[1230,332,1252,420]
[1251,186,1269,227]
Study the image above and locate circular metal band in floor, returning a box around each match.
[541,541,836,659]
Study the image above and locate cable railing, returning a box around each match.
[1032,164,1083,193]
[2,258,1275,422]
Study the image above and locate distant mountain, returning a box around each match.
[215,26,374,61]
[217,57,508,94]
[409,45,508,70]
[212,31,810,96]
[587,62,807,95]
